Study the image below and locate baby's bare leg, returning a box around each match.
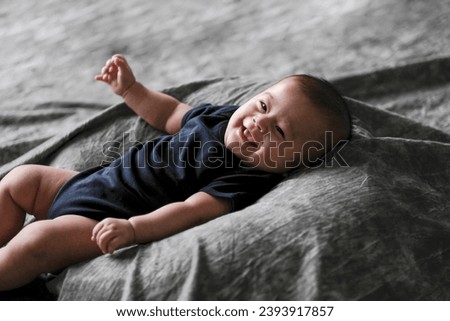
[0,215,102,291]
[0,164,77,245]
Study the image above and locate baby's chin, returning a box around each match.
[246,161,293,173]
[229,150,294,174]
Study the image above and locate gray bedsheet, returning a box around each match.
[1,57,450,300]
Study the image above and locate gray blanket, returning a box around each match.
[1,57,450,300]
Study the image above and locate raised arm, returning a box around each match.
[95,55,191,134]
[91,192,231,254]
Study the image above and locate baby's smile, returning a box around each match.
[224,76,333,173]
[241,125,259,148]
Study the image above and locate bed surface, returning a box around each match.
[1,70,449,300]
[0,0,449,300]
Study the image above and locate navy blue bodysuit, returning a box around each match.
[47,104,284,221]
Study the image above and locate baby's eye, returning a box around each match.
[260,101,267,112]
[275,126,285,138]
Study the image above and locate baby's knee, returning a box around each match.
[1,221,58,277]
[15,221,55,261]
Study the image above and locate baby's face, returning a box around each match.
[224,77,327,173]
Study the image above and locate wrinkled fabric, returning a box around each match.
[1,63,450,300]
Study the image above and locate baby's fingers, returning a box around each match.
[94,58,118,82]
[99,232,127,254]
[91,219,111,241]
[91,221,100,237]
[113,56,128,70]
[96,229,117,254]
[91,221,104,242]
[94,74,104,81]
[104,236,122,254]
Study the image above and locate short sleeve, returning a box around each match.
[182,103,214,126]
[182,104,239,127]
[180,103,283,211]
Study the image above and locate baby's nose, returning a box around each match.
[253,115,271,133]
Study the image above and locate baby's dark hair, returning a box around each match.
[283,74,352,143]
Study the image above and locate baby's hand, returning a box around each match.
[95,54,136,97]
[91,217,136,254]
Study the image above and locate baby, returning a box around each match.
[0,55,350,291]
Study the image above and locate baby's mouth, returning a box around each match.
[242,126,258,148]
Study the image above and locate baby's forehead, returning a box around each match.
[270,76,304,92]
